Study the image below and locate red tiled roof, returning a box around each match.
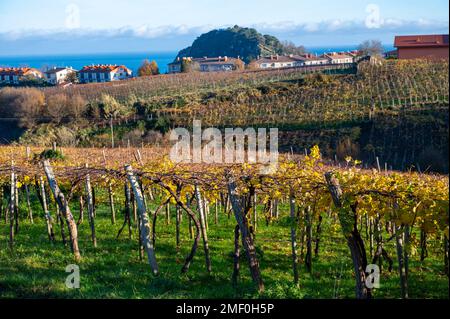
[296,54,328,61]
[0,67,41,76]
[324,53,353,60]
[394,34,449,48]
[79,65,131,73]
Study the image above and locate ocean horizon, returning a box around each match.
[0,45,395,75]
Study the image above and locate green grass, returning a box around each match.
[0,198,448,299]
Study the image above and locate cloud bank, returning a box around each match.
[0,19,448,55]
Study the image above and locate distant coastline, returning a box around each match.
[0,45,395,75]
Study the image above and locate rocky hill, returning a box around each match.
[176,25,286,63]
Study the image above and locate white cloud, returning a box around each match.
[0,18,448,55]
[1,18,447,41]
[253,19,448,34]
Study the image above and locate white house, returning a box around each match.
[44,67,78,85]
[252,54,331,69]
[299,54,329,66]
[323,52,354,64]
[253,55,298,69]
[79,65,133,83]
[0,67,44,85]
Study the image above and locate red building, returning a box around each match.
[394,34,449,60]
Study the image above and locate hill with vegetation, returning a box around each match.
[176,25,289,63]
[0,59,448,171]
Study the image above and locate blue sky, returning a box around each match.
[0,0,448,55]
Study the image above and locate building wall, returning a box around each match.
[0,71,42,84]
[304,60,328,66]
[168,64,182,73]
[200,63,235,72]
[259,62,294,69]
[397,47,449,60]
[328,58,353,64]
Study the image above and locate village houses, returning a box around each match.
[0,67,44,85]
[323,52,354,64]
[78,65,133,84]
[44,67,78,85]
[252,55,302,69]
[168,56,244,73]
[252,52,353,70]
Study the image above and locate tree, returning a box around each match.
[138,59,160,76]
[246,60,260,70]
[66,94,87,120]
[65,72,79,84]
[358,40,384,57]
[282,41,306,56]
[98,94,133,148]
[181,59,200,73]
[235,59,245,71]
[45,93,69,124]
[0,87,45,128]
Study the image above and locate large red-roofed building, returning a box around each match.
[0,67,44,85]
[394,34,449,60]
[79,65,133,83]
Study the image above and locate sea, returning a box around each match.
[0,45,395,75]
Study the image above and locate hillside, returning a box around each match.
[0,59,448,172]
[176,25,286,63]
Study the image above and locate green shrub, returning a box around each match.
[38,149,65,160]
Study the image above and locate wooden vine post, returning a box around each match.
[165,202,171,225]
[305,205,313,273]
[289,191,299,284]
[394,223,408,299]
[125,165,159,276]
[253,194,257,233]
[14,176,19,234]
[9,161,15,249]
[24,184,33,224]
[194,185,212,274]
[43,160,81,261]
[227,174,264,293]
[325,172,371,299]
[85,164,97,248]
[232,224,240,287]
[102,149,116,225]
[39,176,55,242]
[117,182,133,239]
[108,184,116,225]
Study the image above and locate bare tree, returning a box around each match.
[282,41,306,56]
[0,87,45,128]
[46,93,69,124]
[358,40,384,57]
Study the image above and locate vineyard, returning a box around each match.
[164,59,449,127]
[0,146,448,298]
[43,59,449,128]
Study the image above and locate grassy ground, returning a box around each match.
[0,197,448,299]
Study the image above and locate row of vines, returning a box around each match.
[39,60,449,130]
[0,146,448,298]
[164,60,449,127]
